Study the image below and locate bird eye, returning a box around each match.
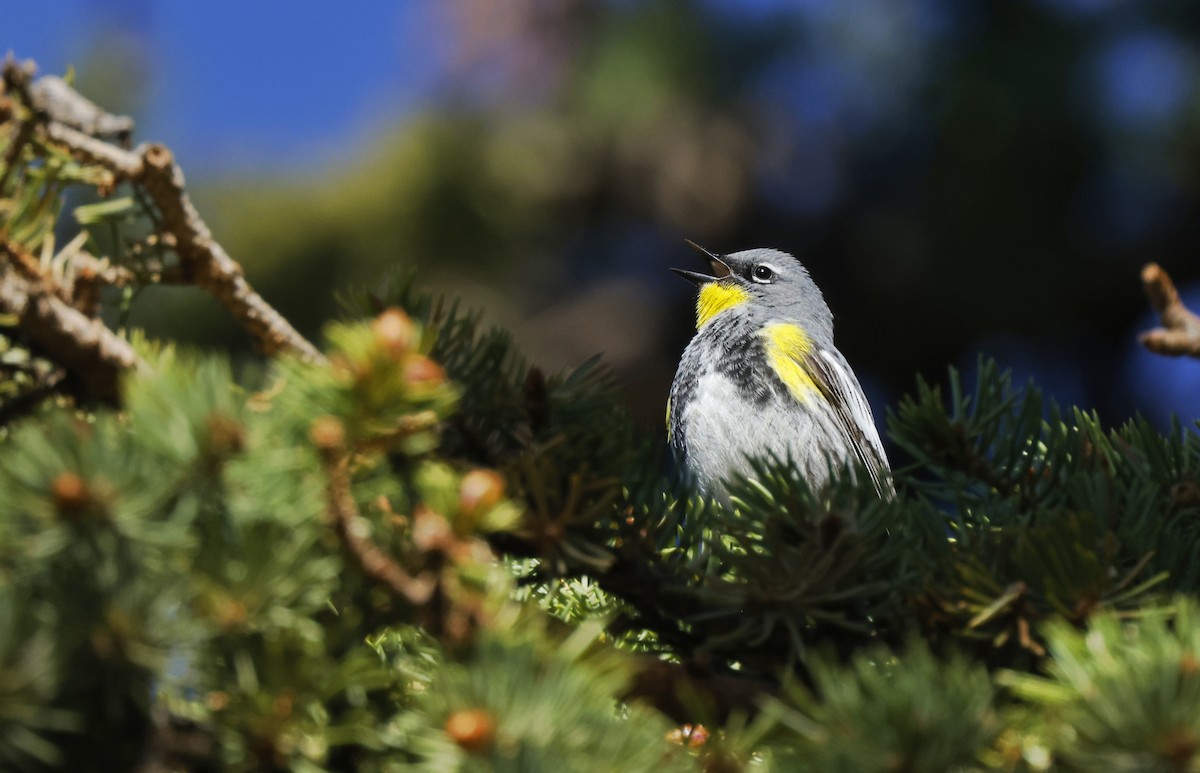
[751,264,775,283]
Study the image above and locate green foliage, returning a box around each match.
[9,79,1200,765]
[399,622,693,773]
[347,275,638,577]
[889,360,1176,661]
[1004,597,1200,772]
[0,588,78,771]
[11,246,1200,768]
[759,640,999,772]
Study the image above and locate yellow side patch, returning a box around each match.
[761,322,819,403]
[665,395,672,442]
[696,282,750,329]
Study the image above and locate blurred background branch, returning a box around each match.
[1139,262,1200,359]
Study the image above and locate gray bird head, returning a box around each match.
[672,241,835,342]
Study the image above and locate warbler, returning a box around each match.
[668,241,891,498]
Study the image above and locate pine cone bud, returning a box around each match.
[329,354,358,385]
[459,469,505,516]
[404,355,446,389]
[205,412,246,458]
[372,308,415,359]
[205,691,230,712]
[51,472,93,520]
[444,708,494,753]
[309,416,346,451]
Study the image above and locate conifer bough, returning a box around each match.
[5,55,1200,772]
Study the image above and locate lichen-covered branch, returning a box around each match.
[1138,263,1200,359]
[30,75,134,142]
[1,58,325,365]
[134,143,325,362]
[0,243,145,403]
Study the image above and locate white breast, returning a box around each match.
[679,371,854,496]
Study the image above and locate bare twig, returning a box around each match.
[0,244,145,403]
[1138,263,1200,359]
[0,57,37,114]
[134,143,325,362]
[71,250,138,285]
[30,76,134,143]
[3,237,65,293]
[2,59,326,364]
[42,119,141,175]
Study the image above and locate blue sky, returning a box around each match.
[6,1,445,175]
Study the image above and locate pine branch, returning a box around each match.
[311,416,437,607]
[134,706,217,773]
[1138,262,1200,358]
[625,657,779,725]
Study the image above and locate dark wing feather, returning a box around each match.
[805,347,893,498]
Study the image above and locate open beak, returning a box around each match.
[671,239,732,285]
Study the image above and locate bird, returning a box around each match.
[667,241,892,499]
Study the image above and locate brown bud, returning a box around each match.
[205,691,230,712]
[412,506,457,553]
[272,691,295,720]
[51,472,92,519]
[142,143,174,169]
[309,416,346,451]
[404,355,446,389]
[372,308,416,359]
[666,724,709,748]
[445,708,495,753]
[328,354,357,384]
[213,596,247,630]
[205,412,246,457]
[1182,653,1200,677]
[459,469,505,516]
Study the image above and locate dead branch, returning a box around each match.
[43,119,141,175]
[1138,263,1200,359]
[30,76,134,142]
[0,243,146,403]
[134,143,326,362]
[2,58,325,365]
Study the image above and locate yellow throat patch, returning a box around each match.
[696,282,750,329]
[760,322,819,403]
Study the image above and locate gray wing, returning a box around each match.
[807,347,893,498]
